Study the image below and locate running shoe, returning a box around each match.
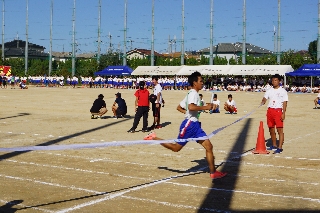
[127,129,135,133]
[91,115,95,119]
[143,132,156,140]
[273,148,283,154]
[155,125,162,129]
[267,145,278,150]
[210,171,227,179]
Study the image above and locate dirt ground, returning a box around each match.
[0,85,320,213]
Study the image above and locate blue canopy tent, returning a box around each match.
[286,64,320,76]
[94,66,133,76]
[286,64,320,87]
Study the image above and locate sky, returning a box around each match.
[1,0,318,55]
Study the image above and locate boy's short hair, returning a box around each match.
[199,94,203,97]
[152,76,159,81]
[272,74,282,81]
[139,81,145,89]
[188,71,201,86]
[213,94,217,98]
[228,94,232,98]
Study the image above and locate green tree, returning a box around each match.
[308,40,317,63]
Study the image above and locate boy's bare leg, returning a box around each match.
[276,127,284,149]
[198,139,215,174]
[269,127,277,147]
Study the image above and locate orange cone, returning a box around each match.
[252,121,269,154]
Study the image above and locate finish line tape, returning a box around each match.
[0,106,260,152]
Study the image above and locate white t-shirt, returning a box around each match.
[264,87,288,108]
[153,84,163,104]
[212,99,220,106]
[226,100,236,108]
[179,89,200,121]
[317,93,320,98]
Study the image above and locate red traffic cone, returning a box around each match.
[252,121,269,154]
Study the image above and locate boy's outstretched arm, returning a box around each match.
[177,105,186,114]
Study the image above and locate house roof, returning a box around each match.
[127,48,162,57]
[4,48,49,57]
[0,39,46,50]
[198,42,273,54]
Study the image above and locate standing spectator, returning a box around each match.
[10,75,15,89]
[2,76,7,89]
[112,92,127,118]
[127,81,150,133]
[313,89,320,109]
[150,76,163,129]
[90,94,108,119]
[261,74,288,154]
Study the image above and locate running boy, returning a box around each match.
[144,71,227,179]
[261,74,288,154]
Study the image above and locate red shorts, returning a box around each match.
[267,108,283,128]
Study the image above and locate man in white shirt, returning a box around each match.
[261,74,288,154]
[314,89,320,109]
[150,76,163,129]
[143,71,227,180]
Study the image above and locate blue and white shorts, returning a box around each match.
[176,119,207,146]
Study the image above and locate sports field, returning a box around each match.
[1,86,320,213]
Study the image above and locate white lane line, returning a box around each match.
[0,174,101,194]
[0,199,55,213]
[2,159,150,181]
[3,157,319,187]
[55,167,208,213]
[165,182,320,203]
[120,195,228,213]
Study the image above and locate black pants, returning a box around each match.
[131,106,149,130]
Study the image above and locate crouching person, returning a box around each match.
[90,94,108,119]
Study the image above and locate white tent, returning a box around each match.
[131,66,182,76]
[132,65,294,76]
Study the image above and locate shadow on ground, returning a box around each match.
[0,117,133,160]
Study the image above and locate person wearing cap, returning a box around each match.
[112,92,127,119]
[127,81,150,133]
[90,94,107,119]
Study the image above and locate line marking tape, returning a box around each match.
[0,106,260,152]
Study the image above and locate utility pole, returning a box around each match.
[2,0,4,61]
[108,32,112,53]
[2,0,5,61]
[97,0,101,62]
[151,0,155,66]
[123,0,127,66]
[49,0,53,76]
[277,0,281,64]
[181,0,185,65]
[273,25,277,54]
[72,0,76,76]
[317,0,320,63]
[25,0,29,75]
[209,0,214,65]
[242,0,246,65]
